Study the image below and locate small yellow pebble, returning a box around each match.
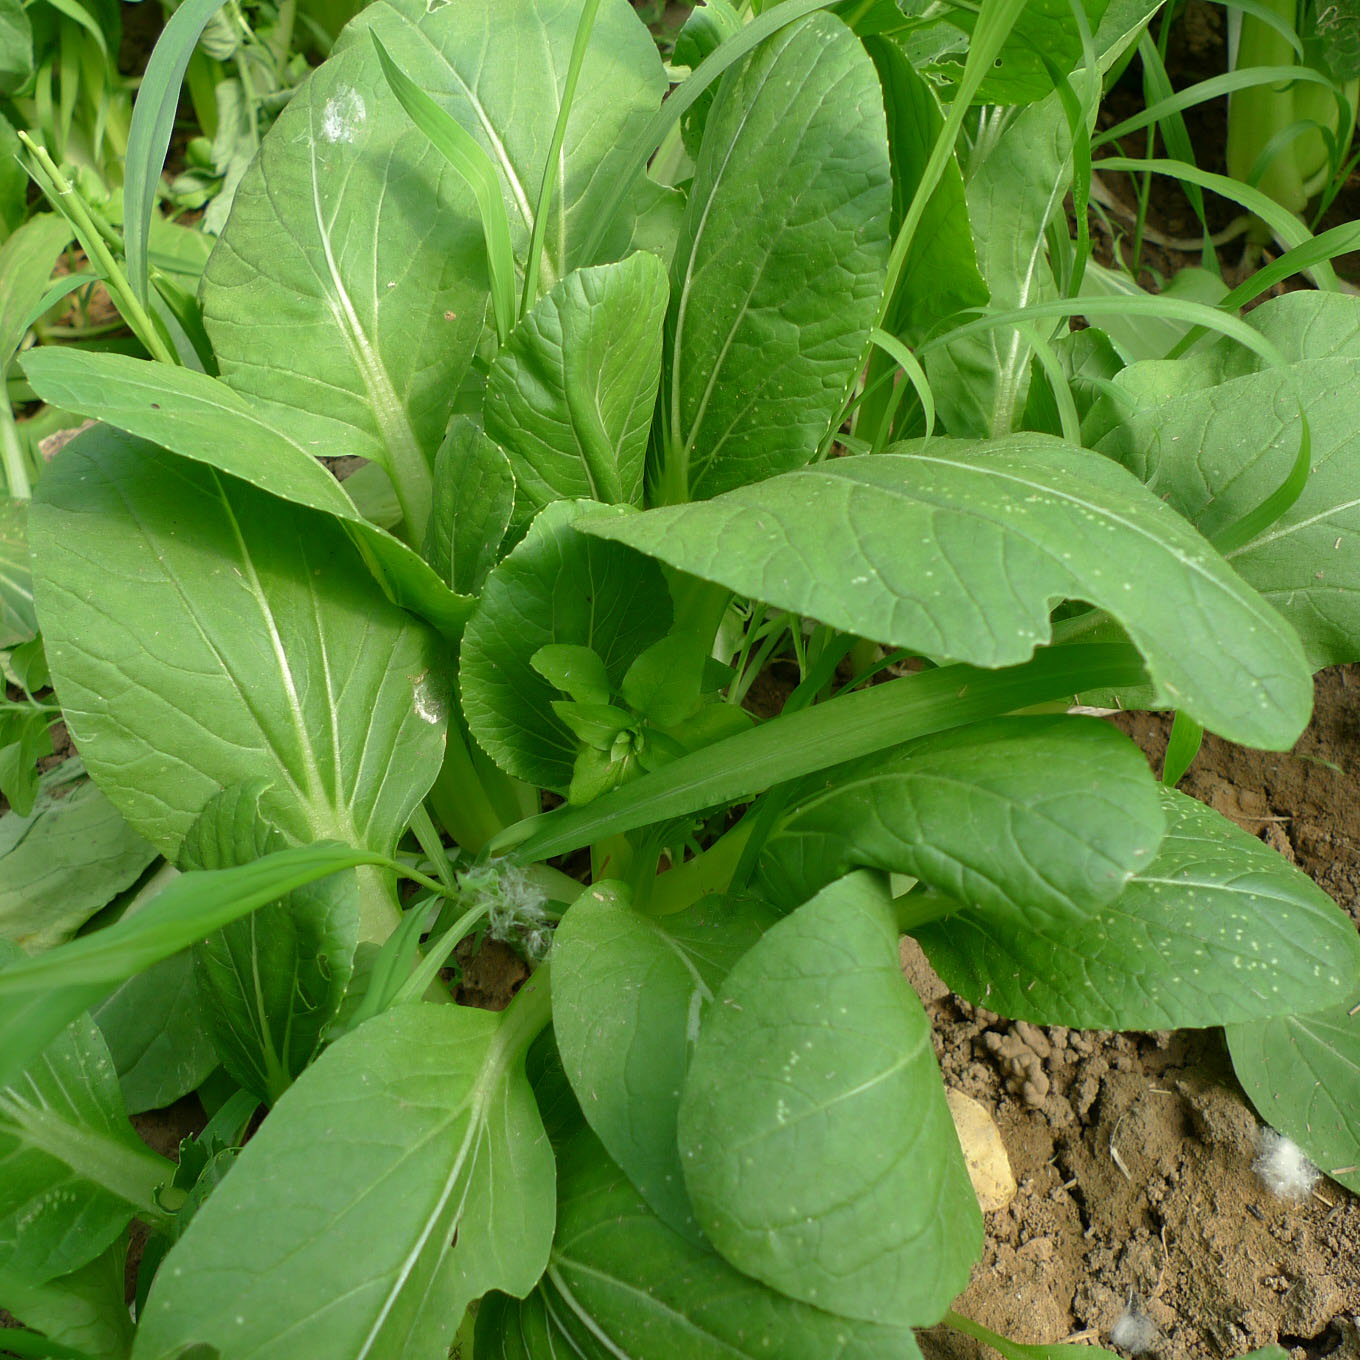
[945,1088,1017,1212]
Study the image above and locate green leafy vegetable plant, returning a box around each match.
[1225,0,1359,219]
[3,0,1360,1354]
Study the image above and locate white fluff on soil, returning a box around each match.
[1253,1128,1321,1201]
[1111,1303,1161,1355]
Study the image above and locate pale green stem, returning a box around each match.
[0,404,32,500]
[893,884,957,934]
[0,1093,175,1229]
[19,135,178,367]
[645,819,752,916]
[428,720,515,853]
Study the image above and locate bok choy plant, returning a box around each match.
[2,0,1360,1354]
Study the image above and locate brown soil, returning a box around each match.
[915,667,1360,1360]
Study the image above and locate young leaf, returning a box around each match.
[20,351,472,635]
[0,1240,133,1360]
[678,872,980,1328]
[0,841,390,1090]
[182,783,360,1106]
[1,215,74,374]
[552,883,777,1242]
[30,430,449,905]
[1227,991,1360,1196]
[0,764,159,953]
[423,418,514,598]
[2,947,170,1286]
[583,438,1314,751]
[757,715,1164,919]
[461,500,672,791]
[132,992,555,1360]
[485,252,668,525]
[658,11,891,501]
[923,87,1075,437]
[671,0,742,157]
[915,787,1360,1030]
[92,947,218,1117]
[478,1125,928,1360]
[1094,291,1360,669]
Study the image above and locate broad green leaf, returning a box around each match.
[423,418,514,597]
[1093,292,1360,669]
[461,500,672,791]
[0,0,32,97]
[866,36,986,345]
[1,951,168,1286]
[1227,992,1360,1196]
[553,883,777,1242]
[0,499,36,646]
[678,873,980,1327]
[584,439,1313,751]
[0,839,389,1091]
[132,995,555,1360]
[916,787,1360,1030]
[0,1241,133,1360]
[478,1125,927,1360]
[30,430,449,906]
[0,215,73,374]
[935,0,1110,104]
[202,0,664,531]
[757,715,1164,918]
[92,947,218,1116]
[0,764,159,953]
[182,783,359,1105]
[659,12,891,501]
[486,253,668,527]
[199,26,484,537]
[19,351,472,635]
[352,0,666,287]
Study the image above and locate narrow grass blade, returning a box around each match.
[522,0,601,312]
[1161,710,1203,786]
[124,0,230,308]
[370,31,517,344]
[494,644,1149,861]
[0,843,392,1088]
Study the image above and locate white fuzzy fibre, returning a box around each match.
[1110,1307,1160,1355]
[1253,1128,1321,1201]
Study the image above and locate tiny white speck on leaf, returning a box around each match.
[1253,1127,1320,1201]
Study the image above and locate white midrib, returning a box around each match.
[352,1035,512,1358]
[307,125,431,533]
